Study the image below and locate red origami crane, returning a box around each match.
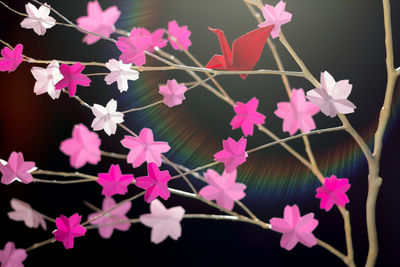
[205,25,274,79]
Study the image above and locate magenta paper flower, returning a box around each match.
[231,97,266,136]
[97,164,134,197]
[20,3,56,36]
[105,59,139,92]
[140,199,185,244]
[316,175,350,211]
[0,152,36,185]
[270,205,318,250]
[214,137,248,173]
[0,44,23,73]
[150,28,168,51]
[53,214,86,249]
[258,1,292,39]
[136,162,171,203]
[167,20,192,50]
[31,60,63,100]
[159,79,187,107]
[55,63,91,97]
[76,0,121,45]
[199,169,246,211]
[8,198,46,230]
[274,89,320,135]
[88,197,131,239]
[60,124,101,169]
[121,128,170,168]
[0,242,27,267]
[91,99,124,136]
[116,28,152,66]
[306,71,356,118]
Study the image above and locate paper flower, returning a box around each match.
[53,214,86,249]
[60,124,101,169]
[149,28,168,51]
[316,175,351,211]
[116,28,152,66]
[140,199,185,244]
[136,162,171,203]
[121,128,170,168]
[167,20,192,50]
[270,205,318,250]
[258,1,292,39]
[31,60,63,99]
[306,71,356,118]
[0,152,36,185]
[97,164,134,197]
[104,59,139,92]
[88,197,131,239]
[274,89,320,135]
[159,79,187,107]
[76,1,121,45]
[91,99,124,136]
[0,242,27,267]
[231,97,266,136]
[214,137,247,173]
[0,44,23,73]
[55,63,91,97]
[20,3,56,36]
[8,198,46,230]
[199,169,246,211]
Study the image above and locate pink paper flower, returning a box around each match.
[116,28,152,66]
[274,89,320,135]
[136,162,171,203]
[104,59,139,92]
[167,20,192,50]
[150,28,168,51]
[199,169,246,211]
[270,205,318,250]
[76,1,121,45]
[0,242,27,267]
[0,44,23,73]
[88,197,131,239]
[91,99,124,136]
[121,128,170,168]
[20,3,56,36]
[140,199,185,244]
[53,214,87,249]
[97,164,134,197]
[258,1,292,39]
[316,175,351,211]
[55,63,91,97]
[60,124,101,169]
[230,97,266,136]
[214,137,248,173]
[159,79,187,107]
[31,60,63,100]
[8,198,47,230]
[0,152,36,185]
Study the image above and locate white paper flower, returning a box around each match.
[91,99,124,136]
[104,59,139,92]
[31,60,63,100]
[20,3,56,36]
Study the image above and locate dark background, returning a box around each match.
[1,0,400,266]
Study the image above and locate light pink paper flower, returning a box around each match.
[140,199,185,244]
[31,60,63,100]
[199,169,246,211]
[0,152,36,185]
[258,1,292,39]
[20,3,56,36]
[270,204,318,250]
[168,20,192,50]
[231,97,266,136]
[214,137,248,173]
[88,197,131,239]
[76,1,120,45]
[0,44,23,73]
[8,198,46,230]
[55,63,91,97]
[121,128,170,168]
[97,164,134,197]
[53,214,86,249]
[105,59,139,92]
[274,89,320,135]
[306,71,356,118]
[159,79,187,107]
[0,242,27,267]
[116,28,152,66]
[136,162,171,203]
[60,124,101,169]
[316,175,350,211]
[91,99,124,136]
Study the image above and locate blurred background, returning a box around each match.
[1,0,400,266]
